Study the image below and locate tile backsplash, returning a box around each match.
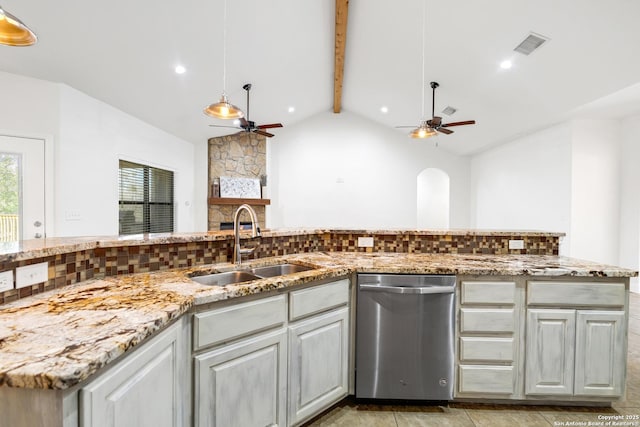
[0,231,560,305]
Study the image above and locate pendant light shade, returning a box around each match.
[203,0,244,120]
[204,93,244,119]
[0,5,37,46]
[409,121,437,139]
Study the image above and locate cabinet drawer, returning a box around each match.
[528,281,625,307]
[460,337,514,362]
[193,295,286,351]
[458,365,514,394]
[460,308,515,333]
[461,281,516,305]
[290,279,349,321]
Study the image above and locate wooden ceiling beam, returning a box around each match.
[333,0,349,113]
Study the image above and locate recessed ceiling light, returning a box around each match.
[288,106,295,113]
[380,106,389,114]
[500,60,513,70]
[174,65,186,74]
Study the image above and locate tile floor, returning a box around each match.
[304,292,640,427]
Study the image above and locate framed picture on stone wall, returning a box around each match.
[219,176,262,199]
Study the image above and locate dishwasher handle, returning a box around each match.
[359,282,455,295]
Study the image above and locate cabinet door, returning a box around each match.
[575,310,626,397]
[288,307,349,426]
[525,309,575,395]
[194,329,287,427]
[80,318,189,427]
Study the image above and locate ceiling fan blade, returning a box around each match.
[239,117,249,128]
[442,120,476,127]
[208,124,241,129]
[437,127,454,135]
[257,123,283,129]
[430,116,443,126]
[254,130,275,138]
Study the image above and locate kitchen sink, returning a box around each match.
[250,263,314,278]
[189,263,315,286]
[190,270,261,287]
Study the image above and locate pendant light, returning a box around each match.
[409,0,436,139]
[203,0,244,120]
[0,5,37,46]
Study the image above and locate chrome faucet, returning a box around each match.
[232,204,261,265]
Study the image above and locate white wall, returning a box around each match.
[0,71,60,137]
[267,111,470,229]
[470,123,573,253]
[619,114,640,292]
[0,71,200,237]
[570,120,620,265]
[56,85,197,236]
[471,120,625,267]
[417,168,450,228]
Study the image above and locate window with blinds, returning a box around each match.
[118,160,174,235]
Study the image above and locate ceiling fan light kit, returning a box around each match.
[0,5,37,46]
[409,120,437,139]
[209,83,283,138]
[399,81,476,138]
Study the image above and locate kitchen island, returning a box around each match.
[0,231,636,426]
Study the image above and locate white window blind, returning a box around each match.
[118,160,174,235]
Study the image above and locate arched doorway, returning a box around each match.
[417,168,450,228]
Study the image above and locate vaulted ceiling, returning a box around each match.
[1,0,639,155]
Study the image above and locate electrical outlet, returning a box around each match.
[16,262,49,289]
[65,209,81,221]
[0,271,13,292]
[357,237,374,248]
[508,239,525,250]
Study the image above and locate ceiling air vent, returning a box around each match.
[514,32,549,55]
[442,106,457,116]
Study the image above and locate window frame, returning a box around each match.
[118,160,175,235]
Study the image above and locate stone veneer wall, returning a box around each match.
[0,232,559,305]
[208,132,267,230]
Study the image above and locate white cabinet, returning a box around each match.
[192,295,287,427]
[456,279,522,398]
[192,278,351,427]
[288,307,349,426]
[288,279,350,426]
[525,281,628,399]
[194,328,287,427]
[80,317,190,427]
[525,309,576,395]
[526,309,626,397]
[575,310,626,396]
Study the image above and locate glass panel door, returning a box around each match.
[0,135,45,240]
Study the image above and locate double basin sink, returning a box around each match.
[189,263,314,287]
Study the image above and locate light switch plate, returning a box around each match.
[0,271,13,292]
[16,262,49,289]
[357,237,374,248]
[508,239,525,250]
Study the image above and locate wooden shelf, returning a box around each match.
[208,197,271,206]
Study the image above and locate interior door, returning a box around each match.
[0,135,46,240]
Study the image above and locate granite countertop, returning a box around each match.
[0,252,635,391]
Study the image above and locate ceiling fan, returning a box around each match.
[209,83,283,138]
[397,81,476,137]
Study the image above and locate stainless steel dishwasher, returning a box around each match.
[356,273,456,401]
